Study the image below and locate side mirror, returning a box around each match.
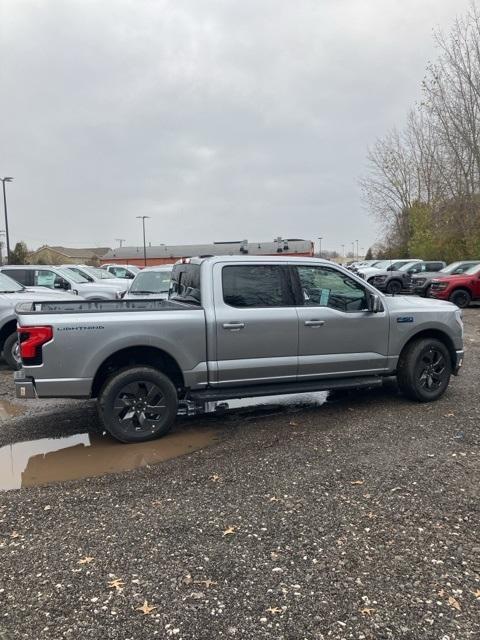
[368,293,383,313]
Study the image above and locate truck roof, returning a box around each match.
[183,255,335,266]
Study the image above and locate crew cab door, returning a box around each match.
[212,263,298,386]
[293,264,389,378]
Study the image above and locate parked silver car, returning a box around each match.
[0,271,80,369]
[0,265,127,300]
[124,265,173,300]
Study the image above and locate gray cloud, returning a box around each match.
[0,0,470,253]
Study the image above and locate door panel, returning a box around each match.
[295,265,389,377]
[212,263,298,386]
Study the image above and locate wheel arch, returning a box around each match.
[91,346,185,398]
[398,329,457,370]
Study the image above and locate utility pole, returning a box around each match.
[317,236,323,258]
[0,230,5,266]
[341,244,345,261]
[136,216,150,267]
[351,241,355,258]
[115,238,126,248]
[355,239,359,260]
[0,177,13,264]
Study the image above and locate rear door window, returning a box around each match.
[222,265,293,307]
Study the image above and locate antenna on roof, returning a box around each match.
[115,239,126,248]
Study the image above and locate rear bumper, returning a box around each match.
[14,369,92,398]
[453,349,464,375]
[14,370,37,399]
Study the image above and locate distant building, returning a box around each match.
[29,245,112,266]
[101,238,314,266]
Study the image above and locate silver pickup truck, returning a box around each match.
[14,256,464,442]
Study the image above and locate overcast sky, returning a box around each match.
[0,0,471,254]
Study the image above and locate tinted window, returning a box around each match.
[2,269,33,286]
[170,264,201,304]
[297,266,368,312]
[222,265,292,307]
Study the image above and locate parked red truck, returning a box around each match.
[429,263,480,307]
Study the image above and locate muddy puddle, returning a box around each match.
[0,400,26,420]
[0,427,220,491]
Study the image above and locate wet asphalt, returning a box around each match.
[0,310,479,640]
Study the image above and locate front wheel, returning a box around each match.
[449,289,471,308]
[386,280,402,295]
[3,332,22,370]
[397,338,452,402]
[97,366,178,443]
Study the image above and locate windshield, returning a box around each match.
[398,261,420,272]
[465,263,480,275]
[370,260,390,269]
[56,267,88,283]
[130,270,172,294]
[83,266,115,279]
[0,272,24,293]
[441,261,479,274]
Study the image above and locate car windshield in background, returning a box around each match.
[0,272,24,293]
[465,263,480,275]
[56,268,88,283]
[370,260,390,269]
[398,261,419,272]
[85,267,114,279]
[130,271,171,294]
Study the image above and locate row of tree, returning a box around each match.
[361,3,480,261]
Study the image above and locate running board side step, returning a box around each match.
[188,376,383,403]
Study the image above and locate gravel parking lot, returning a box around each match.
[0,310,479,640]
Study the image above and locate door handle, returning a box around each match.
[304,320,325,327]
[223,322,245,330]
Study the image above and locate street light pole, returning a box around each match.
[0,178,13,264]
[136,216,150,267]
[317,236,323,258]
[355,239,359,260]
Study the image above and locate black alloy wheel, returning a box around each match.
[98,366,178,442]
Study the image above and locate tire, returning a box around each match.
[449,288,471,309]
[397,338,452,402]
[3,332,21,370]
[423,285,431,298]
[386,280,402,295]
[97,366,178,443]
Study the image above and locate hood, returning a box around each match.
[359,267,389,278]
[0,288,81,304]
[383,294,456,312]
[411,271,442,281]
[429,273,472,282]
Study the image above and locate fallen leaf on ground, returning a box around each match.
[107,578,125,592]
[210,474,220,482]
[77,556,94,565]
[269,496,280,502]
[151,500,162,507]
[448,595,461,610]
[473,589,480,599]
[360,607,376,616]
[194,579,217,588]
[351,480,364,485]
[137,600,157,615]
[182,574,193,585]
[266,607,283,615]
[10,531,20,539]
[289,421,299,427]
[223,526,237,536]
[444,413,455,417]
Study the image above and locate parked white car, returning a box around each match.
[102,264,140,280]
[62,264,127,288]
[124,265,173,300]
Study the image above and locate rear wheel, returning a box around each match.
[449,288,471,308]
[397,338,451,402]
[3,332,21,370]
[97,366,178,443]
[386,280,402,295]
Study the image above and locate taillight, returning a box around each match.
[17,326,53,364]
